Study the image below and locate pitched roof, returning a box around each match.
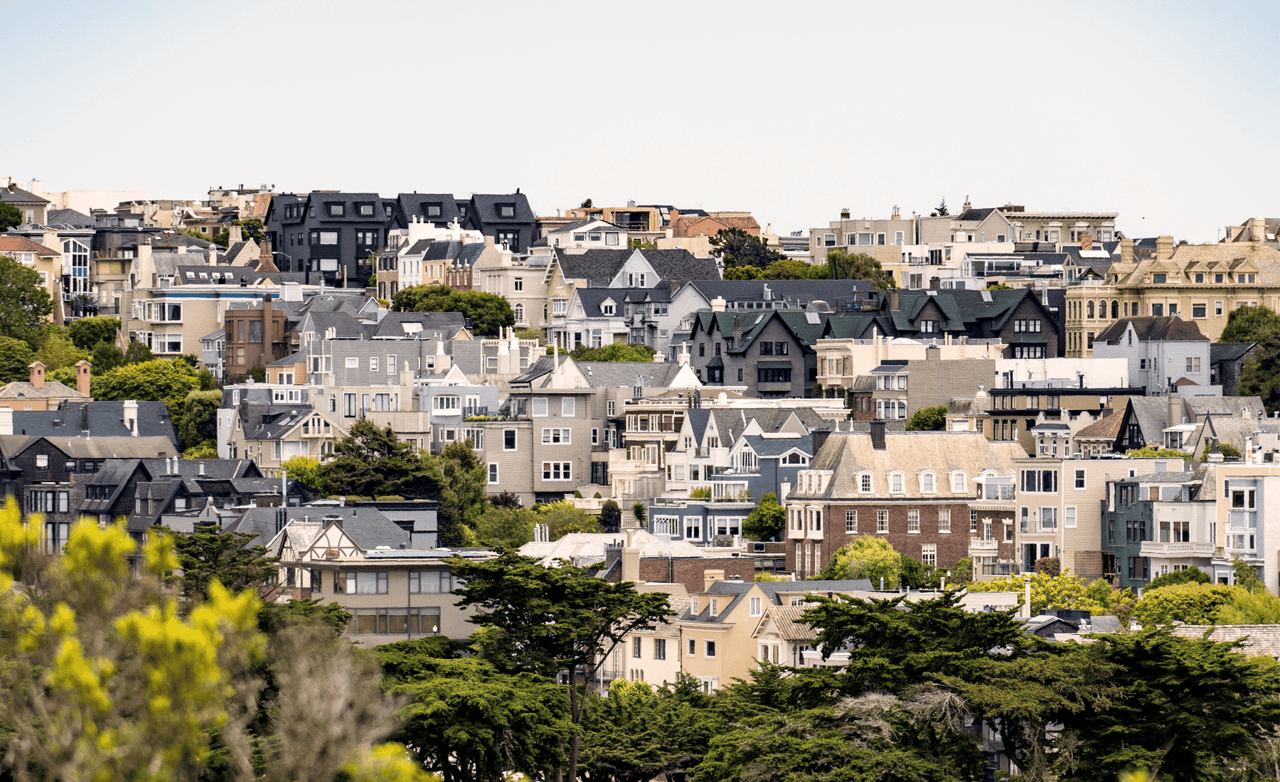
[1211,342,1257,364]
[684,279,872,305]
[9,401,176,442]
[0,380,87,401]
[1074,410,1124,441]
[1169,625,1280,658]
[518,529,726,567]
[578,361,684,389]
[1095,317,1208,345]
[0,185,49,205]
[641,249,719,282]
[0,236,59,257]
[227,505,405,549]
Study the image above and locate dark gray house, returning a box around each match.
[265,192,395,286]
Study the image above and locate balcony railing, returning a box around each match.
[1139,541,1216,558]
[969,538,999,552]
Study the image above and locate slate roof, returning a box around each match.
[45,208,96,228]
[0,435,177,460]
[555,248,719,286]
[642,249,720,282]
[1095,317,1208,345]
[760,604,818,641]
[470,193,536,224]
[686,407,830,448]
[0,185,49,205]
[684,279,872,305]
[1169,625,1280,658]
[370,311,466,339]
[573,287,670,317]
[578,361,684,389]
[890,289,1046,335]
[240,405,312,440]
[1126,397,1174,442]
[393,194,463,227]
[737,433,810,458]
[228,505,406,549]
[519,530,725,567]
[9,401,176,442]
[1074,410,1124,441]
[1211,342,1257,364]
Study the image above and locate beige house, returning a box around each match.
[1066,225,1280,356]
[0,235,64,323]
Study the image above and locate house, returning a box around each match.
[784,422,1025,578]
[0,178,50,226]
[686,308,833,397]
[551,287,673,352]
[0,235,64,322]
[265,192,395,286]
[0,362,90,412]
[1210,342,1258,396]
[390,192,536,254]
[530,219,628,255]
[1101,468,1207,590]
[884,288,1063,359]
[1112,393,1266,455]
[2,398,176,446]
[1091,316,1213,393]
[857,350,996,421]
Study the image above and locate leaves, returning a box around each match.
[391,284,514,338]
[171,528,278,601]
[905,405,947,431]
[568,342,655,362]
[743,493,785,542]
[92,357,202,419]
[0,254,54,349]
[709,228,785,269]
[820,536,902,587]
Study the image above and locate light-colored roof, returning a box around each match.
[1169,625,1280,658]
[518,529,734,568]
[0,236,59,257]
[760,604,817,641]
[0,380,88,401]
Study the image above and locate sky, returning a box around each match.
[3,0,1277,243]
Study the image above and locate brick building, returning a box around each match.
[784,422,1025,578]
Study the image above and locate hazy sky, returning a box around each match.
[4,0,1277,243]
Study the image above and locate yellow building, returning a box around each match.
[1066,221,1280,356]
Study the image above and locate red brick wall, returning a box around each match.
[787,503,974,577]
[609,557,755,593]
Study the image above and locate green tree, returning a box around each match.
[539,501,601,539]
[92,357,202,419]
[0,201,22,231]
[429,440,489,548]
[819,536,903,587]
[969,570,1135,618]
[905,404,947,431]
[1220,303,1280,345]
[743,492,785,542]
[722,264,762,281]
[391,285,514,338]
[92,341,126,373]
[1124,446,1191,459]
[318,419,433,500]
[233,218,267,243]
[449,551,674,782]
[599,499,622,534]
[632,501,646,526]
[281,455,324,493]
[985,282,1014,291]
[67,316,122,350]
[1217,588,1280,624]
[468,505,538,549]
[178,389,222,452]
[1133,582,1239,627]
[257,597,352,636]
[708,228,785,269]
[759,259,814,280]
[0,254,54,349]
[1144,567,1210,591]
[171,528,278,600]
[823,248,897,289]
[0,335,36,383]
[951,557,973,586]
[569,342,657,362]
[36,330,88,372]
[123,340,154,363]
[1235,556,1266,592]
[1223,306,1280,412]
[930,198,949,217]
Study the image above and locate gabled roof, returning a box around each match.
[469,193,535,225]
[1074,410,1123,441]
[683,279,872,305]
[0,184,49,205]
[45,208,96,228]
[682,578,875,624]
[554,249,632,286]
[638,249,719,282]
[1211,342,1257,364]
[227,505,405,550]
[578,361,684,389]
[1095,317,1208,345]
[0,236,59,257]
[0,379,87,401]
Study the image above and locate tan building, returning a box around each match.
[0,361,91,412]
[1065,225,1280,356]
[0,235,64,323]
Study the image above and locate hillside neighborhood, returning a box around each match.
[6,176,1280,780]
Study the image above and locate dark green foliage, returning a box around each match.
[899,553,928,589]
[391,284,514,338]
[1145,567,1210,591]
[823,249,896,289]
[709,228,785,269]
[1235,556,1266,592]
[317,419,434,499]
[568,343,656,362]
[0,255,53,349]
[429,439,488,547]
[67,317,121,350]
[1034,556,1061,576]
[931,198,949,217]
[233,218,266,243]
[256,598,351,636]
[374,637,470,686]
[488,491,522,509]
[92,358,202,419]
[248,366,265,383]
[171,528,278,600]
[178,390,222,451]
[0,336,36,383]
[632,501,646,525]
[743,492,785,542]
[599,500,622,534]
[905,404,947,431]
[91,341,125,373]
[1224,306,1280,412]
[123,340,153,364]
[0,202,21,231]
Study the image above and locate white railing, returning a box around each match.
[1139,541,1215,557]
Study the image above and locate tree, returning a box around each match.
[985,282,1013,291]
[1217,588,1280,624]
[632,501,646,526]
[823,249,896,289]
[0,335,36,383]
[0,201,22,231]
[930,198,949,217]
[92,357,202,418]
[1234,556,1266,592]
[1219,303,1280,345]
[819,536,903,587]
[92,341,125,373]
[171,528,278,600]
[36,331,88,373]
[233,218,267,243]
[281,456,324,493]
[743,492,785,542]
[0,504,412,781]
[708,228,785,269]
[391,285,514,338]
[1144,567,1210,591]
[178,389,222,452]
[759,259,813,280]
[1124,446,1192,459]
[539,501,601,539]
[951,557,973,586]
[318,419,433,499]
[183,443,218,459]
[569,342,656,362]
[580,198,593,209]
[428,440,489,547]
[124,340,154,364]
[1133,582,1239,627]
[722,265,762,281]
[0,254,53,349]
[449,551,675,782]
[905,405,947,431]
[467,505,538,549]
[968,570,1135,618]
[67,316,121,350]
[599,500,622,534]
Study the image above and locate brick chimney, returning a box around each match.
[1081,233,1093,251]
[1156,235,1174,262]
[256,239,278,273]
[1251,217,1267,243]
[76,359,91,397]
[703,569,725,592]
[28,361,45,388]
[1120,238,1134,264]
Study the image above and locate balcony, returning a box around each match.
[1139,541,1216,558]
[969,538,999,553]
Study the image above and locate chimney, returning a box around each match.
[1080,233,1093,251]
[887,289,900,311]
[0,407,11,436]
[1251,217,1267,243]
[840,208,851,220]
[123,400,139,436]
[76,359,92,398]
[1156,235,1174,262]
[256,239,278,273]
[28,361,45,388]
[870,420,887,450]
[1167,390,1182,429]
[732,315,742,344]
[228,223,243,245]
[711,296,726,313]
[703,569,725,592]
[621,529,641,584]
[262,293,274,351]
[1120,238,1134,264]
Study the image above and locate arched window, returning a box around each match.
[514,304,524,323]
[1087,300,1095,319]
[1111,300,1119,319]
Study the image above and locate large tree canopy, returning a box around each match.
[708,228,785,269]
[0,254,54,349]
[391,284,514,338]
[92,357,202,418]
[569,343,655,362]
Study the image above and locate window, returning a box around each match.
[921,472,935,493]
[1039,507,1058,531]
[532,398,548,417]
[758,368,792,383]
[35,454,48,468]
[759,342,773,356]
[859,474,872,493]
[688,639,696,657]
[1186,356,1201,373]
[488,463,499,483]
[504,429,517,450]
[1075,469,1086,489]
[749,596,762,617]
[889,472,904,493]
[845,510,857,533]
[542,462,572,480]
[877,509,889,533]
[1020,469,1058,493]
[370,356,379,373]
[921,544,937,567]
[542,428,572,444]
[498,203,516,219]
[1193,303,1207,318]
[343,572,388,595]
[705,640,716,658]
[775,342,789,355]
[408,571,452,594]
[938,508,951,533]
[344,393,357,417]
[345,356,359,368]
[824,234,835,247]
[607,400,616,416]
[654,638,666,660]
[1065,507,1077,528]
[1152,273,1166,284]
[1151,303,1164,317]
[562,398,576,416]
[633,637,643,658]
[951,472,966,493]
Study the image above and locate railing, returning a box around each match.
[969,539,999,552]
[1139,541,1215,557]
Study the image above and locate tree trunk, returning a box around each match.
[568,679,581,782]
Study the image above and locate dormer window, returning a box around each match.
[1152,273,1166,284]
[498,203,516,219]
[602,302,615,316]
[426,203,442,218]
[327,203,344,217]
[889,472,905,494]
[358,203,374,217]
